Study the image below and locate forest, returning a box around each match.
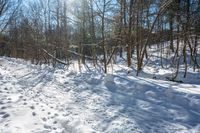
[0,0,200,133]
[0,0,199,77]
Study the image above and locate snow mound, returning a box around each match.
[86,77,101,85]
[63,121,96,133]
[145,91,157,98]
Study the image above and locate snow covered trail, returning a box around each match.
[0,57,200,133]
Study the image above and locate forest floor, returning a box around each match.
[0,56,200,133]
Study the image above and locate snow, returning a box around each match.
[0,56,200,133]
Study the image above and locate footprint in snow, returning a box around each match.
[44,124,51,129]
[42,117,47,122]
[0,113,10,119]
[47,112,51,115]
[0,112,6,115]
[0,101,4,105]
[54,113,59,117]
[62,113,68,117]
[4,123,9,127]
[32,112,36,116]
[1,106,7,110]
[7,98,12,101]
[7,101,12,103]
[18,96,23,99]
[30,106,35,110]
[23,102,27,105]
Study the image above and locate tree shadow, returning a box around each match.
[71,73,200,132]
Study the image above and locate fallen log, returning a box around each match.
[67,50,100,61]
[42,49,69,66]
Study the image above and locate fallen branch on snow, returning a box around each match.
[42,49,69,66]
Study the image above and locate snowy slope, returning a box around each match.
[0,57,200,133]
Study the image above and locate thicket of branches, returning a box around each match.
[0,0,199,78]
